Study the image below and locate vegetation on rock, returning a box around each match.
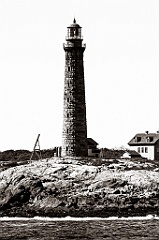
[0,149,56,172]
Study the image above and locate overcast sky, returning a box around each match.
[1,0,159,151]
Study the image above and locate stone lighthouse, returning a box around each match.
[62,19,87,157]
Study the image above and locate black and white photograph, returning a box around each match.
[0,0,159,239]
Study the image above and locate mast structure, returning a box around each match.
[30,134,42,160]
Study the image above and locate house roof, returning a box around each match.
[87,138,98,146]
[128,133,159,146]
[126,150,141,157]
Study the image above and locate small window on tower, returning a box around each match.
[138,147,140,153]
[145,147,148,153]
[67,98,69,102]
[68,66,70,71]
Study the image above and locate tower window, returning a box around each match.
[145,147,148,153]
[68,66,71,71]
[137,147,140,153]
[73,28,76,36]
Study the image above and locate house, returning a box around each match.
[87,138,100,157]
[121,150,141,159]
[128,131,159,160]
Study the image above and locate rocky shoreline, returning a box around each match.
[0,157,159,217]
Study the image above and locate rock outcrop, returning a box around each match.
[0,157,159,217]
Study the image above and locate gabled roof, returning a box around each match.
[128,133,159,146]
[87,138,98,146]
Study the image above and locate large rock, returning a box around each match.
[0,158,159,217]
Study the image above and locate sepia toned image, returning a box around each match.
[0,0,159,239]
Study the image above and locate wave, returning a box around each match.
[0,215,159,221]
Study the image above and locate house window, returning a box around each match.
[68,66,71,71]
[145,147,148,153]
[137,137,141,142]
[141,147,144,153]
[137,147,140,153]
[147,136,154,142]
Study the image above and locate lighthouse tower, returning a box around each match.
[62,19,87,157]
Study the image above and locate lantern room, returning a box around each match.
[66,18,82,40]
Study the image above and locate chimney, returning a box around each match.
[145,131,149,134]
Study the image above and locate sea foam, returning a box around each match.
[0,215,159,221]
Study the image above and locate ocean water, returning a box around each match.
[0,216,159,240]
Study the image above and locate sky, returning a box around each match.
[1,0,159,151]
